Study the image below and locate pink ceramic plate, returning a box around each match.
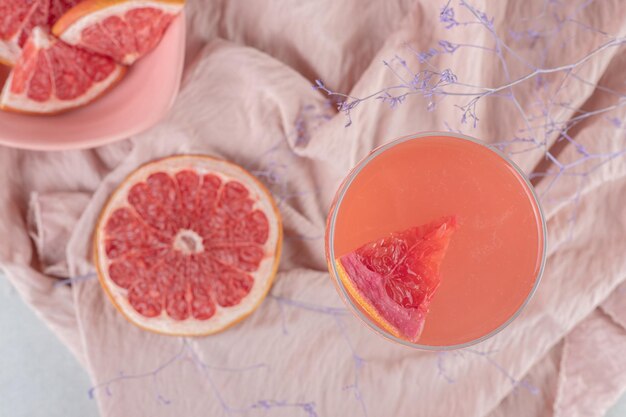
[0,14,186,151]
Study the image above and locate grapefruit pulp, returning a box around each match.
[94,155,283,336]
[0,27,125,114]
[53,0,185,65]
[335,216,457,343]
[0,0,83,66]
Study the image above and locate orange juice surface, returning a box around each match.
[328,133,545,347]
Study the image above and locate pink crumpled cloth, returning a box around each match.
[1,1,626,416]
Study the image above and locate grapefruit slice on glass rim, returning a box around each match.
[335,216,457,343]
[0,0,83,66]
[94,155,283,336]
[0,27,125,114]
[53,0,185,65]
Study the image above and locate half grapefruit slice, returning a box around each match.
[53,0,185,65]
[0,27,125,114]
[0,0,83,66]
[335,216,457,343]
[94,155,283,336]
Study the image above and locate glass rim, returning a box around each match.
[326,131,548,351]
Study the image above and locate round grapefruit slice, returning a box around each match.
[0,27,125,114]
[94,155,283,336]
[53,0,185,65]
[335,216,457,343]
[0,0,83,66]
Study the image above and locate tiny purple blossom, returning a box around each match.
[508,29,523,41]
[608,117,622,128]
[416,47,439,63]
[313,79,333,96]
[535,74,547,89]
[440,68,457,84]
[527,29,541,40]
[440,1,459,29]
[394,54,408,67]
[377,92,407,109]
[478,11,495,29]
[439,40,459,53]
[509,28,542,41]
[409,73,421,90]
[337,100,354,127]
[419,71,435,89]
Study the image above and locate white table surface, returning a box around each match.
[1,273,625,417]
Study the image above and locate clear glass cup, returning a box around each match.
[325,132,547,350]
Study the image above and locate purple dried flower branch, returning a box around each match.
[436,352,456,383]
[271,294,368,416]
[517,100,626,137]
[562,148,626,174]
[437,348,539,394]
[440,1,459,29]
[508,28,542,42]
[249,400,319,417]
[438,40,459,53]
[459,0,495,31]
[459,0,512,81]
[53,272,98,287]
[565,18,611,37]
[88,338,271,404]
[185,340,318,417]
[471,36,626,94]
[89,338,321,416]
[315,64,459,123]
[312,1,626,235]
[440,0,497,29]
[315,79,404,126]
[335,316,369,417]
[318,22,618,130]
[270,294,349,317]
[249,104,330,241]
[467,349,540,395]
[443,121,464,134]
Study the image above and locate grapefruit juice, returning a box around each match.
[326,132,546,349]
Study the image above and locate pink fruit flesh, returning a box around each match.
[338,216,457,342]
[78,7,175,64]
[7,29,118,104]
[0,0,82,46]
[103,170,271,321]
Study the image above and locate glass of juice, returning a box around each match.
[325,132,546,350]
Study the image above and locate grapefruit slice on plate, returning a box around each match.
[335,216,457,343]
[0,0,83,66]
[0,27,125,114]
[53,0,185,65]
[94,155,283,336]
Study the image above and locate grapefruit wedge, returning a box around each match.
[335,216,457,343]
[53,0,185,65]
[0,0,83,66]
[94,155,283,336]
[0,27,125,114]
